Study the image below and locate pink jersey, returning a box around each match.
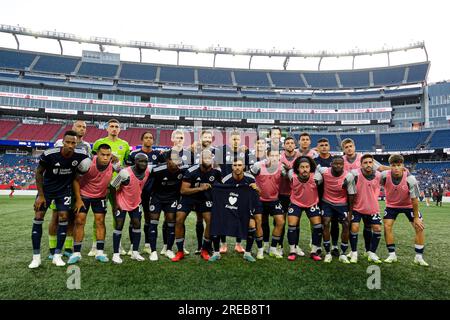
[79,156,114,198]
[290,173,319,208]
[255,162,282,202]
[344,153,362,171]
[322,168,349,205]
[353,169,381,214]
[117,166,150,211]
[279,150,299,195]
[385,171,412,208]
[300,149,317,158]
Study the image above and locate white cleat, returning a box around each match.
[295,246,305,257]
[119,243,126,256]
[149,251,159,261]
[112,253,123,264]
[269,247,283,259]
[414,256,429,267]
[263,243,270,255]
[368,252,383,264]
[339,254,350,264]
[256,249,264,260]
[384,254,398,264]
[160,245,167,256]
[143,244,152,255]
[131,251,145,262]
[28,255,41,269]
[324,253,332,263]
[183,247,190,255]
[127,245,133,256]
[165,250,175,259]
[52,253,66,267]
[349,252,358,264]
[88,246,97,257]
[346,252,352,258]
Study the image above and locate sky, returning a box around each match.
[0,0,448,82]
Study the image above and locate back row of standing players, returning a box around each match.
[28,119,428,268]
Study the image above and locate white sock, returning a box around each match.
[92,243,97,249]
[264,242,269,247]
[289,245,296,253]
[311,245,318,253]
[33,254,41,259]
[96,250,104,256]
[332,245,338,250]
[270,246,277,252]
[73,252,81,257]
[144,243,150,247]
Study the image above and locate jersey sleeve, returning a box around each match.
[407,175,421,199]
[125,152,135,166]
[250,161,262,175]
[380,170,388,186]
[287,169,294,181]
[77,157,92,174]
[344,172,357,195]
[316,165,327,175]
[39,152,51,168]
[110,169,130,188]
[313,171,323,185]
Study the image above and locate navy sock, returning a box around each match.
[166,222,175,251]
[295,225,300,247]
[236,237,242,243]
[144,222,150,244]
[220,235,226,243]
[312,224,323,247]
[256,236,263,249]
[162,220,168,245]
[245,228,256,252]
[287,225,297,246]
[132,228,141,251]
[96,240,105,251]
[55,221,68,254]
[31,218,44,254]
[113,230,122,254]
[175,238,184,252]
[324,240,331,253]
[74,242,82,253]
[149,220,159,251]
[279,223,286,248]
[370,232,381,253]
[340,242,349,255]
[350,232,358,252]
[263,220,270,242]
[386,243,396,253]
[212,235,220,252]
[196,221,204,250]
[331,219,339,247]
[363,227,372,252]
[128,225,134,247]
[202,238,211,251]
[271,236,280,248]
[415,244,424,254]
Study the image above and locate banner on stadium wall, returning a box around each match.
[341,120,371,125]
[0,140,54,148]
[45,108,78,115]
[0,91,393,115]
[279,120,336,125]
[184,117,241,122]
[83,111,145,118]
[151,115,180,120]
[247,119,274,124]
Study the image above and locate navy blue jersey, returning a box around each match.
[248,151,266,167]
[39,147,91,198]
[218,145,250,177]
[315,155,333,168]
[126,148,161,166]
[158,148,192,165]
[182,164,222,201]
[222,172,256,185]
[191,146,218,166]
[150,164,189,202]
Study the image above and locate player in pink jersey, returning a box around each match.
[316,156,356,264]
[298,132,319,158]
[109,153,151,264]
[348,154,383,264]
[250,148,286,259]
[279,137,303,258]
[286,156,323,262]
[381,154,428,266]
[68,144,120,264]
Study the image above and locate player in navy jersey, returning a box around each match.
[158,129,192,166]
[29,131,91,269]
[126,131,162,255]
[248,136,267,166]
[147,151,189,261]
[217,130,249,254]
[314,138,333,168]
[172,149,222,262]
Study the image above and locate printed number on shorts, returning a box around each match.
[64,197,71,205]
[171,201,177,208]
[101,200,106,208]
[310,205,320,212]
[205,201,213,208]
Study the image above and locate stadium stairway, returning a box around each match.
[1,121,21,140]
[423,130,435,149]
[51,124,68,142]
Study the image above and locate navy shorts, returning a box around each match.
[288,203,321,219]
[261,200,284,216]
[79,197,107,214]
[279,194,291,213]
[37,194,72,212]
[149,198,178,215]
[351,210,382,225]
[177,196,212,214]
[115,207,142,220]
[321,202,349,222]
[141,191,151,214]
[383,207,423,222]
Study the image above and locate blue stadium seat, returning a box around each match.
[77,62,118,78]
[341,134,375,152]
[429,129,450,148]
[302,72,338,89]
[197,68,233,86]
[33,55,79,74]
[407,63,429,83]
[380,131,430,151]
[159,66,195,84]
[373,66,405,86]
[120,63,157,81]
[270,71,305,88]
[338,70,370,88]
[234,70,270,87]
[0,49,36,70]
[307,134,340,151]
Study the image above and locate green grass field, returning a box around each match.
[0,196,449,300]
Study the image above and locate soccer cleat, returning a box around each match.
[349,252,358,264]
[165,250,175,259]
[363,251,369,258]
[194,249,201,255]
[414,256,429,267]
[287,253,297,261]
[316,248,322,255]
[63,251,73,258]
[295,246,305,257]
[171,251,185,262]
[243,253,256,262]
[256,249,264,260]
[331,247,340,257]
[384,254,398,264]
[28,255,41,269]
[144,244,152,255]
[131,251,145,262]
[67,254,81,265]
[219,243,228,254]
[339,254,350,264]
[200,249,210,261]
[310,252,322,261]
[263,243,270,255]
[160,245,167,256]
[149,251,158,261]
[95,254,109,263]
[52,254,66,267]
[119,244,126,256]
[234,243,245,254]
[112,253,123,264]
[368,252,382,264]
[87,246,97,257]
[127,245,133,256]
[269,247,283,259]
[47,254,54,260]
[183,247,190,255]
[324,253,333,263]
[346,252,352,258]
[208,253,221,262]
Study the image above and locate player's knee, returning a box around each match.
[115,219,125,231]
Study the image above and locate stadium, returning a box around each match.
[0,21,449,302]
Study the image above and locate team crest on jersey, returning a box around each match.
[149,205,155,211]
[152,155,157,160]
[239,153,244,158]
[182,155,187,161]
[177,203,182,210]
[226,156,231,161]
[288,207,294,214]
[53,168,58,175]
[119,146,123,150]
[209,176,215,182]
[72,160,78,166]
[177,174,183,180]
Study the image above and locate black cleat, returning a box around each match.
[331,248,340,257]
